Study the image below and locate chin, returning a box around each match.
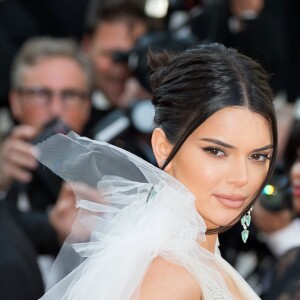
[206,214,241,229]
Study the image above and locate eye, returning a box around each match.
[202,147,226,157]
[251,153,271,162]
[62,90,79,101]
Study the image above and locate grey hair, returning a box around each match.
[11,36,94,91]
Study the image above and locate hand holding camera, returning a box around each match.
[0,125,39,189]
[0,119,70,191]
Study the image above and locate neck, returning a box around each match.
[200,233,218,253]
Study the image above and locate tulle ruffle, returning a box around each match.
[36,132,260,300]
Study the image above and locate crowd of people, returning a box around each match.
[0,0,299,299]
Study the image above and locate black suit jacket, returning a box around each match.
[0,204,44,300]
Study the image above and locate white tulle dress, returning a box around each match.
[36,132,260,300]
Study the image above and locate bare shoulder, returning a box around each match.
[139,256,201,300]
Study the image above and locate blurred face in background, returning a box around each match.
[83,19,146,107]
[291,147,300,213]
[10,56,91,134]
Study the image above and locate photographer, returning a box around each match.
[81,0,200,163]
[0,36,94,258]
[80,0,155,164]
[82,0,150,108]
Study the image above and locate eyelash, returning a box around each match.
[202,147,226,157]
[251,153,271,162]
[202,147,271,162]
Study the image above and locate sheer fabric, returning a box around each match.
[36,132,260,300]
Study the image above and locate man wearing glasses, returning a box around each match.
[0,37,93,258]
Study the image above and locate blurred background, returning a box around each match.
[0,0,299,299]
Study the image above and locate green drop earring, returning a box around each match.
[241,206,253,243]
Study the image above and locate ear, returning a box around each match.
[151,128,173,172]
[9,90,22,120]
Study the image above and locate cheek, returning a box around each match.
[22,107,51,128]
[63,113,81,132]
[291,162,300,180]
[191,166,222,201]
[93,55,111,75]
[248,165,269,198]
[62,107,89,133]
[173,153,222,197]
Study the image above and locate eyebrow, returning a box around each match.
[199,138,273,152]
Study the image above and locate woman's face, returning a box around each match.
[168,107,273,229]
[291,148,300,213]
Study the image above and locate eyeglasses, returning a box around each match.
[16,87,90,110]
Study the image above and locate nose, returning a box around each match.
[49,93,64,117]
[227,158,248,186]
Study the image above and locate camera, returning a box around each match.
[33,118,70,145]
[5,118,71,204]
[92,100,154,143]
[112,30,198,91]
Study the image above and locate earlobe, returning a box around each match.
[151,128,173,171]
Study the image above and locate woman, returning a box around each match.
[36,43,277,299]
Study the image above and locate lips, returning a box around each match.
[214,193,247,209]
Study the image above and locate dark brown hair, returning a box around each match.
[148,43,278,234]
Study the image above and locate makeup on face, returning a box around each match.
[168,107,272,229]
